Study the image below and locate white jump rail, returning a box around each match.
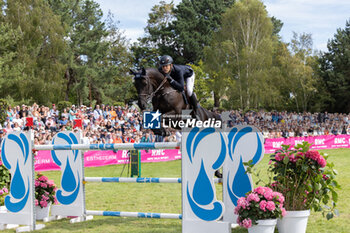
[34,142,180,151]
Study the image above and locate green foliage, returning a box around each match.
[267,142,340,219]
[132,1,176,68]
[35,173,57,208]
[0,165,11,190]
[205,0,276,109]
[113,101,125,107]
[319,20,350,113]
[2,0,67,104]
[235,187,285,227]
[0,153,11,206]
[189,62,213,108]
[0,98,8,124]
[173,0,234,64]
[57,101,72,114]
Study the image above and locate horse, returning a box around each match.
[130,67,221,121]
[130,67,223,178]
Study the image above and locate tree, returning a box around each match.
[319,20,350,113]
[288,32,317,112]
[131,1,176,68]
[49,0,132,105]
[1,0,66,104]
[173,0,235,64]
[206,0,276,110]
[189,61,213,108]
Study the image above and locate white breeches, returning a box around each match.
[186,73,195,96]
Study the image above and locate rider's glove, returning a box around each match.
[166,74,173,83]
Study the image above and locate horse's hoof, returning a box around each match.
[214,170,223,178]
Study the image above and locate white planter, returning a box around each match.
[277,210,310,233]
[0,205,6,213]
[248,219,277,233]
[35,204,51,220]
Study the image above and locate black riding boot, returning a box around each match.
[189,93,200,119]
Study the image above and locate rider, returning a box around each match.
[158,55,200,115]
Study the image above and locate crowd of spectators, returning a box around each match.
[227,110,350,139]
[1,103,350,145]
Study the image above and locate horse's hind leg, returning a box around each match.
[215,170,223,178]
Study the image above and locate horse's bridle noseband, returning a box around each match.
[139,75,168,104]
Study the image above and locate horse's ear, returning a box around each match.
[129,69,136,75]
[141,67,146,75]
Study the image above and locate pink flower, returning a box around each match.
[272,192,284,204]
[266,201,276,211]
[305,150,320,160]
[289,153,298,163]
[40,183,47,188]
[270,181,279,188]
[275,152,285,161]
[40,200,48,207]
[42,194,49,201]
[35,199,39,206]
[2,187,8,193]
[264,189,273,201]
[0,190,3,195]
[38,176,48,182]
[48,180,55,187]
[317,157,327,167]
[35,181,40,187]
[234,205,240,215]
[253,186,266,195]
[281,207,287,217]
[259,200,267,211]
[237,197,249,209]
[247,193,260,203]
[241,218,252,229]
[323,174,329,180]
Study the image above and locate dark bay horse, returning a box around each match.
[130,67,223,178]
[130,67,221,121]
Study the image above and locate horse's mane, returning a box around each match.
[145,68,164,81]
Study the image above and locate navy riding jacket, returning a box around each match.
[158,64,193,92]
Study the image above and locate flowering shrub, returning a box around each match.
[35,173,57,208]
[269,142,340,219]
[0,157,11,206]
[0,186,9,206]
[235,186,286,228]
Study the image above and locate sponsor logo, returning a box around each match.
[143,110,161,129]
[315,138,325,145]
[334,138,345,144]
[143,110,222,129]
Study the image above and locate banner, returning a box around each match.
[34,148,182,171]
[30,134,350,171]
[264,134,350,153]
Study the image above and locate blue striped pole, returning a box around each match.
[86,210,182,219]
[34,142,180,151]
[84,177,222,184]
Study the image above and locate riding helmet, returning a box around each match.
[159,55,173,67]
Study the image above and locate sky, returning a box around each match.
[95,0,350,52]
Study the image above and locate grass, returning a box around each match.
[3,148,350,233]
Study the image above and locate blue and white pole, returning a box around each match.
[34,142,180,151]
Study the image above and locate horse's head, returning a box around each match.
[130,67,152,110]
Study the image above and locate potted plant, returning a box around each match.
[0,156,11,211]
[268,142,340,233]
[35,173,57,220]
[235,186,286,233]
[0,186,9,212]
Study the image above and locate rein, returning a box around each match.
[140,76,169,103]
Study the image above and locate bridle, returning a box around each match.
[138,74,169,104]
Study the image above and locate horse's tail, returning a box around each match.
[197,106,221,121]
